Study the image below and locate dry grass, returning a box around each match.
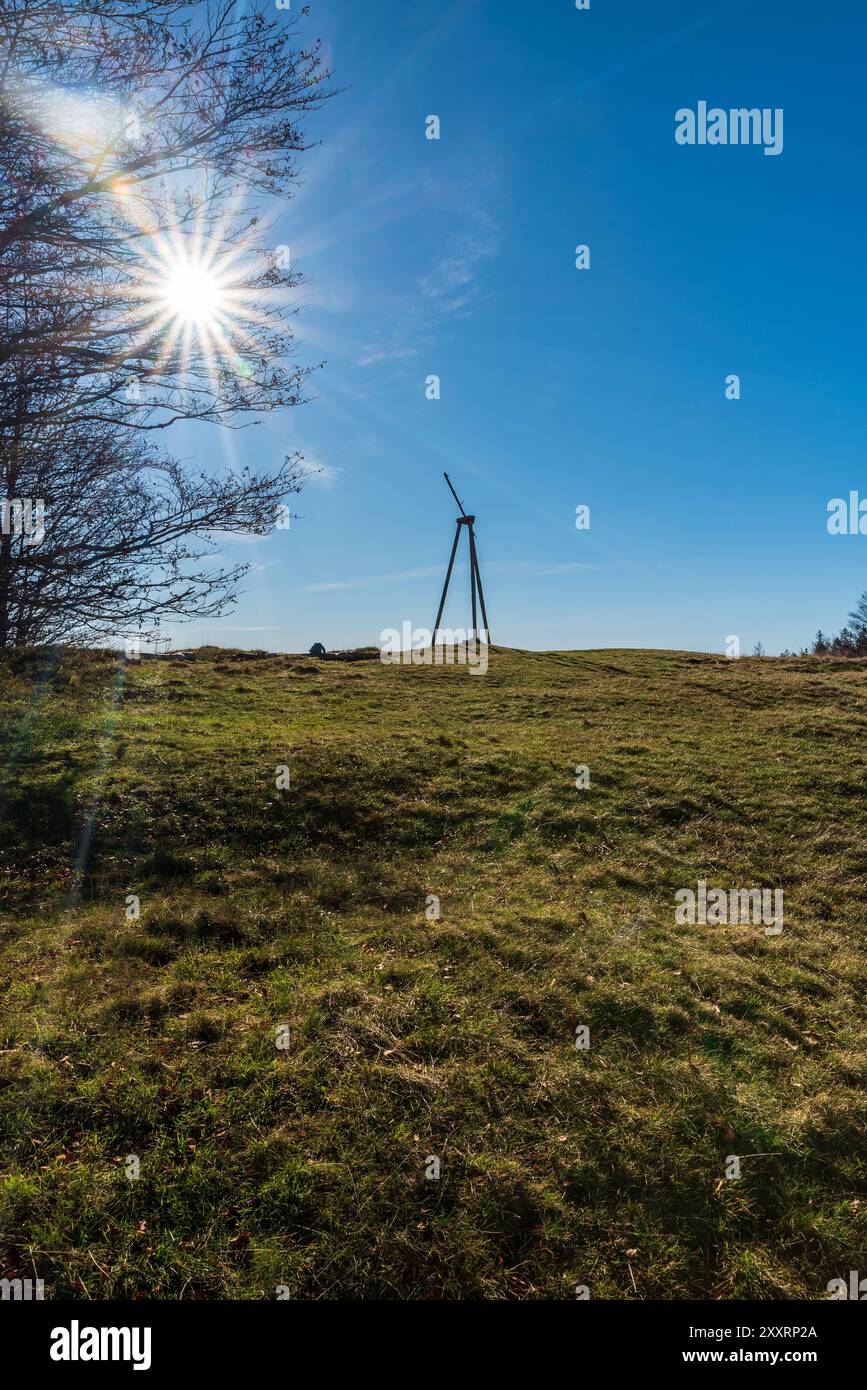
[0,644,865,1298]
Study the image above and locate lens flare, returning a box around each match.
[161,260,225,329]
[127,230,260,379]
[121,204,297,397]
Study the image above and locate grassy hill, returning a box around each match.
[1,644,865,1299]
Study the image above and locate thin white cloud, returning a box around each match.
[357,167,500,367]
[487,561,610,576]
[357,338,419,368]
[297,564,445,594]
[418,207,499,316]
[297,559,617,594]
[299,452,342,488]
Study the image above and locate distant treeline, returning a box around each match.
[777,588,867,657]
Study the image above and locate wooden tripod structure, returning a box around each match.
[433,473,491,644]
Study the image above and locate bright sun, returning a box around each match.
[126,225,274,380]
[162,260,225,328]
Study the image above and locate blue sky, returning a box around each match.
[171,0,867,655]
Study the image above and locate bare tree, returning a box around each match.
[0,1,334,649]
[1,0,331,427]
[1,415,301,648]
[847,590,867,638]
[808,597,867,657]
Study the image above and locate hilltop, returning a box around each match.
[0,646,865,1298]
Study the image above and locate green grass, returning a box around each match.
[0,643,865,1299]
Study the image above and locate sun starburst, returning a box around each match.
[119,215,285,397]
[160,256,226,329]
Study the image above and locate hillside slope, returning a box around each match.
[1,645,865,1298]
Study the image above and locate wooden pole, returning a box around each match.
[470,526,490,643]
[433,521,462,642]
